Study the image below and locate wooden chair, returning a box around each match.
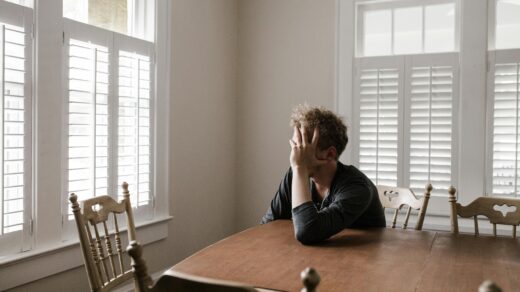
[377,184,432,230]
[448,186,520,238]
[70,182,138,292]
[127,241,321,292]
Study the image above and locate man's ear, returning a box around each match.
[326,147,337,161]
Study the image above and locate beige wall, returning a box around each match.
[168,0,238,263]
[7,0,238,290]
[235,0,337,230]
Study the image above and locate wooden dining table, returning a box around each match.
[170,220,520,292]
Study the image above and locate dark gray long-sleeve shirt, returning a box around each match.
[261,162,386,245]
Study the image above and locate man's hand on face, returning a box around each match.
[289,126,328,176]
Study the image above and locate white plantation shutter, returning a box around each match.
[117,49,152,208]
[66,38,110,213]
[488,50,520,197]
[355,58,402,186]
[63,21,155,232]
[0,1,32,255]
[406,54,457,197]
[354,54,458,201]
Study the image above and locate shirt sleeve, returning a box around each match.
[291,183,372,245]
[261,168,293,224]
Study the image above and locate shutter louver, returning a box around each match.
[118,51,151,207]
[359,68,399,186]
[492,63,520,196]
[1,23,27,234]
[67,39,109,215]
[409,66,453,196]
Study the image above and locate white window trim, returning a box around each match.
[0,0,171,289]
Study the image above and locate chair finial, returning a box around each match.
[69,192,78,203]
[69,193,80,213]
[448,186,457,201]
[122,182,130,200]
[301,267,320,292]
[426,183,433,193]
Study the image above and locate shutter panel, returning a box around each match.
[67,39,110,211]
[409,65,453,196]
[492,62,519,196]
[358,68,399,186]
[1,22,28,234]
[118,51,151,207]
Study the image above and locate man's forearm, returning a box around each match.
[291,167,312,208]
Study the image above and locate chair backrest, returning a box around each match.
[377,184,432,230]
[448,186,520,238]
[127,241,321,292]
[69,182,137,292]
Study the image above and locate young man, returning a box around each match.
[261,104,386,244]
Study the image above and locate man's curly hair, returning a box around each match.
[290,104,348,159]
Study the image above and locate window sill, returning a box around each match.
[0,215,172,291]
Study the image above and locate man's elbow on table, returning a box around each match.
[294,223,324,245]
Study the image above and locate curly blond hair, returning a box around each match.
[290,104,348,159]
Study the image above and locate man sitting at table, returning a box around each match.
[261,104,386,245]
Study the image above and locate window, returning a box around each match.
[63,20,154,236]
[0,0,32,256]
[352,0,459,201]
[487,0,520,197]
[1,0,169,288]
[357,0,457,56]
[354,54,458,198]
[63,0,155,41]
[495,0,520,50]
